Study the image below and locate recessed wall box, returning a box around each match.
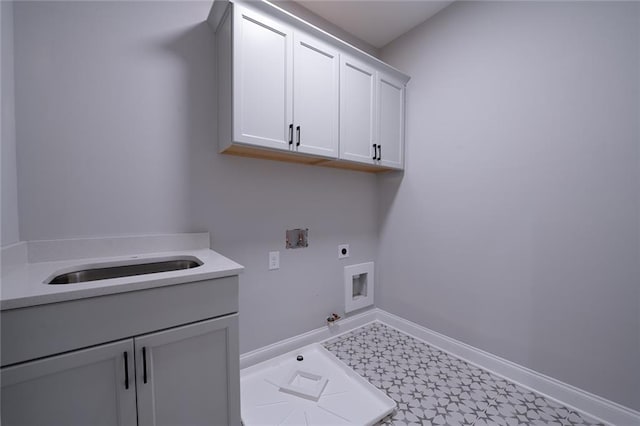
[286,229,308,249]
[344,262,374,313]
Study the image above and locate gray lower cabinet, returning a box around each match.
[136,315,240,426]
[1,314,240,426]
[1,339,137,426]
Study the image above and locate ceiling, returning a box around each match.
[294,0,454,49]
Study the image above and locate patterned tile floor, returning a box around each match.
[323,323,604,426]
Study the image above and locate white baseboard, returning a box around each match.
[375,309,640,426]
[239,308,378,369]
[239,308,639,426]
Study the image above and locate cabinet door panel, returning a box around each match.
[234,5,293,150]
[378,73,405,169]
[136,314,240,426]
[1,340,136,426]
[293,33,339,158]
[339,56,377,164]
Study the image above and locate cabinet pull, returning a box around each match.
[372,144,377,160]
[296,126,301,146]
[377,144,382,161]
[142,346,148,384]
[124,352,129,390]
[288,124,293,145]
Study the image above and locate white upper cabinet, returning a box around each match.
[227,4,339,159]
[211,0,409,171]
[293,33,339,158]
[232,6,293,151]
[339,55,377,165]
[377,72,406,170]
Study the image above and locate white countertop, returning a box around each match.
[1,248,244,310]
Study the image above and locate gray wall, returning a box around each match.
[271,0,380,58]
[12,1,378,353]
[1,1,20,247]
[379,1,640,410]
[9,0,640,410]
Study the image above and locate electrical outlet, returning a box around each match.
[338,244,349,259]
[269,251,280,270]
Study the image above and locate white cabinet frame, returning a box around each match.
[377,72,406,170]
[232,5,294,151]
[339,55,378,165]
[292,32,340,158]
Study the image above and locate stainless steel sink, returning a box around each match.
[48,258,202,284]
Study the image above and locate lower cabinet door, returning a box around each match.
[1,339,136,426]
[135,314,240,426]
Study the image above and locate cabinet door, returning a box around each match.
[135,314,240,426]
[233,5,293,151]
[378,72,405,169]
[339,55,377,164]
[293,33,339,158]
[1,340,136,426]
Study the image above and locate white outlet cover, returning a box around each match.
[338,244,349,259]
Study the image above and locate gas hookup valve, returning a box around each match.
[326,313,341,325]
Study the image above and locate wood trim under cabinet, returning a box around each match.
[222,145,396,173]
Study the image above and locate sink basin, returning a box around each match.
[48,258,202,284]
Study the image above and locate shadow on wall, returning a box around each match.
[377,80,412,234]
[375,79,405,306]
[158,21,217,244]
[377,169,403,231]
[157,21,290,243]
